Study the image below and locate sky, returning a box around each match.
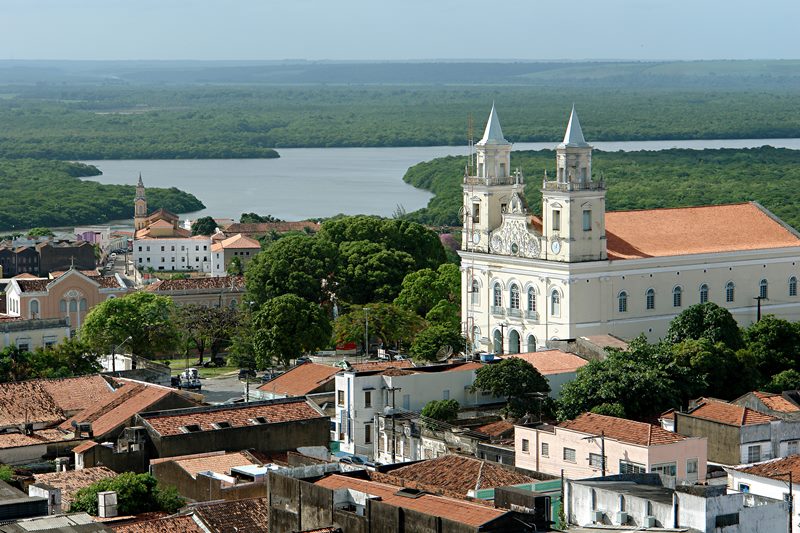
[1,0,798,61]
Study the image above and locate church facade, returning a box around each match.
[460,106,800,354]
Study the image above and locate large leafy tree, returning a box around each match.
[82,292,179,359]
[671,338,758,400]
[245,234,337,305]
[175,305,240,365]
[251,294,331,366]
[410,323,466,362]
[765,369,800,393]
[666,302,743,349]
[191,216,218,236]
[421,399,460,423]
[70,472,183,516]
[29,338,100,379]
[335,240,416,304]
[742,315,800,380]
[471,358,550,418]
[394,263,460,317]
[332,303,423,351]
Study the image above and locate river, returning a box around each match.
[81,138,800,221]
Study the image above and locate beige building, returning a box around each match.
[0,317,70,351]
[461,105,800,351]
[144,275,245,308]
[211,234,261,277]
[516,412,708,482]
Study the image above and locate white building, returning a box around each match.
[460,105,800,351]
[727,456,800,532]
[211,233,261,277]
[334,361,498,458]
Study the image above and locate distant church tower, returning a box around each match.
[462,104,523,253]
[541,106,607,261]
[134,173,148,231]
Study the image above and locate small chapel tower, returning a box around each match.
[462,104,522,253]
[134,173,148,231]
[541,106,607,262]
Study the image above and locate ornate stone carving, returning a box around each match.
[489,216,541,258]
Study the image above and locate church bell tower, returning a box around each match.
[541,106,606,262]
[134,173,148,231]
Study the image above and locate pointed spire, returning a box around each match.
[560,105,589,147]
[137,172,144,188]
[476,103,510,146]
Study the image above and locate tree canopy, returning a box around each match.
[666,302,743,349]
[394,263,460,317]
[421,399,460,424]
[410,323,465,363]
[332,303,423,352]
[471,358,550,418]
[70,473,183,516]
[251,294,331,366]
[191,216,218,236]
[742,315,800,381]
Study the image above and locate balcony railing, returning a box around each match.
[542,179,605,192]
[506,308,522,318]
[525,310,539,321]
[491,306,505,316]
[464,175,520,187]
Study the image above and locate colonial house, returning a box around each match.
[144,275,245,308]
[727,455,800,532]
[0,316,70,352]
[460,105,800,351]
[220,220,320,239]
[210,233,261,277]
[516,412,708,482]
[731,390,800,420]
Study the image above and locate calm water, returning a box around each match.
[81,139,800,221]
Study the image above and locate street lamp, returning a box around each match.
[111,336,132,373]
[771,471,794,533]
[498,322,507,355]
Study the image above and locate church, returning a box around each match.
[459,105,800,354]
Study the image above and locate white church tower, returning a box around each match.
[541,106,607,262]
[462,104,523,253]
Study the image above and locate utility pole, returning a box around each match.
[773,471,794,533]
[363,307,370,361]
[600,431,606,477]
[754,296,768,321]
[388,386,401,463]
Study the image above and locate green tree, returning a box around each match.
[590,403,627,418]
[332,303,423,352]
[394,263,460,317]
[252,294,331,367]
[424,300,460,331]
[336,240,416,304]
[765,369,800,393]
[421,399,460,423]
[29,338,100,379]
[175,305,239,365]
[245,234,337,305]
[191,216,218,236]
[227,256,243,276]
[666,302,743,349]
[471,358,550,418]
[0,346,33,382]
[240,212,282,223]
[0,465,12,482]
[26,227,54,238]
[70,472,183,516]
[82,292,179,359]
[410,323,465,362]
[671,338,757,400]
[742,315,800,379]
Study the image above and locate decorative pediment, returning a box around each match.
[489,216,541,258]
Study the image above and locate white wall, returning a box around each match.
[133,237,211,272]
[728,470,798,531]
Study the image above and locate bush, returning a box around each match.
[421,399,460,424]
[0,465,13,482]
[70,472,184,516]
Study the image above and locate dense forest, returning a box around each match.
[0,160,204,229]
[402,146,800,231]
[1,84,800,158]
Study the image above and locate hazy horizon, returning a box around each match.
[3,0,798,61]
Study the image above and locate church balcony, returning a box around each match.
[525,310,539,321]
[506,308,522,318]
[541,179,605,192]
[491,306,505,317]
[464,175,520,187]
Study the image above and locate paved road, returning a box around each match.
[199,374,249,404]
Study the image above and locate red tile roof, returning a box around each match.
[474,419,515,438]
[0,381,65,427]
[559,412,689,446]
[145,276,245,293]
[34,466,116,510]
[143,398,325,437]
[603,203,800,260]
[753,391,800,413]
[174,451,259,479]
[738,455,800,479]
[687,397,779,426]
[0,429,68,449]
[191,497,270,533]
[389,455,534,494]
[506,350,588,375]
[223,221,320,237]
[210,233,261,252]
[40,375,116,415]
[15,279,50,293]
[256,363,340,396]
[315,474,505,527]
[112,515,202,532]
[72,440,98,454]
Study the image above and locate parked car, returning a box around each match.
[295,356,312,365]
[177,368,201,390]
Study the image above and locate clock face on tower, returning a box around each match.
[472,232,480,244]
[551,239,561,254]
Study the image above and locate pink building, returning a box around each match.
[515,412,707,482]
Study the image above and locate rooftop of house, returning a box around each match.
[256,362,341,396]
[189,497,269,532]
[210,233,261,252]
[222,221,320,236]
[171,451,261,479]
[141,397,326,437]
[14,271,125,293]
[41,375,117,415]
[49,270,101,279]
[34,466,116,510]
[347,360,482,377]
[315,474,506,528]
[505,350,588,375]
[558,412,690,446]
[0,380,65,428]
[0,512,107,532]
[473,419,515,439]
[144,275,245,293]
[751,391,800,413]
[386,455,535,495]
[685,397,779,426]
[578,334,630,352]
[737,454,800,480]
[0,428,70,450]
[111,515,202,532]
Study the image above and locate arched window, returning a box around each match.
[69,299,77,312]
[493,283,502,308]
[471,279,480,305]
[673,286,682,308]
[30,300,39,318]
[726,281,735,303]
[699,284,709,304]
[526,334,537,353]
[79,298,87,311]
[508,330,520,354]
[509,284,520,310]
[527,287,537,314]
[790,277,798,297]
[551,290,561,317]
[493,329,503,354]
[59,299,67,313]
[645,288,655,310]
[618,291,628,313]
[759,279,768,299]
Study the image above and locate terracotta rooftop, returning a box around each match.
[389,455,534,494]
[112,515,202,532]
[257,362,340,396]
[507,350,588,375]
[347,360,414,372]
[15,278,50,293]
[603,202,800,260]
[72,440,98,454]
[145,275,245,293]
[34,466,116,510]
[686,397,779,426]
[210,233,261,252]
[0,428,68,450]
[49,269,101,278]
[191,497,270,532]
[474,419,515,438]
[174,451,260,479]
[753,391,800,413]
[0,380,65,427]
[223,221,320,237]
[738,455,800,479]
[142,398,325,437]
[559,412,689,446]
[315,474,506,527]
[40,375,116,415]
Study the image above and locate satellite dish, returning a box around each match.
[435,345,453,362]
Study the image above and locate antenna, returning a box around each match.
[435,345,453,362]
[467,113,474,175]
